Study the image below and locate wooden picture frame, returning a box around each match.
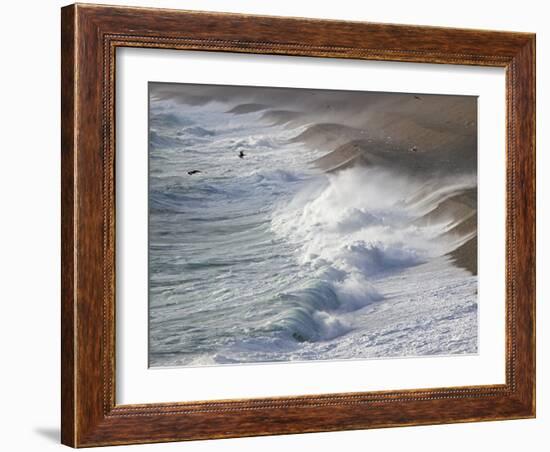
[61,3,535,447]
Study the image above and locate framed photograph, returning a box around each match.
[61,3,535,447]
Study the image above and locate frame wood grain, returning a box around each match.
[61,3,536,447]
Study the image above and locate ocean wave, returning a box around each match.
[264,165,476,346]
[226,103,268,114]
[227,136,277,151]
[149,131,186,149]
[266,275,382,343]
[149,112,194,129]
[272,166,475,262]
[339,241,424,276]
[178,126,216,137]
[249,169,302,185]
[149,184,227,213]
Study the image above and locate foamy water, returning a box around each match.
[148,91,477,367]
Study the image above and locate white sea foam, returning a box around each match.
[272,167,451,275]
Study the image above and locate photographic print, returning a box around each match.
[148,82,478,368]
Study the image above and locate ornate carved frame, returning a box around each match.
[61,4,535,447]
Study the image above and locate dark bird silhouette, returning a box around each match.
[414,95,421,100]
[238,151,245,159]
[187,170,201,175]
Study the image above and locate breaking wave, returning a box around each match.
[264,165,475,344]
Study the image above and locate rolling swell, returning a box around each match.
[266,271,385,344]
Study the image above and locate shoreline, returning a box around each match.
[448,236,477,275]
